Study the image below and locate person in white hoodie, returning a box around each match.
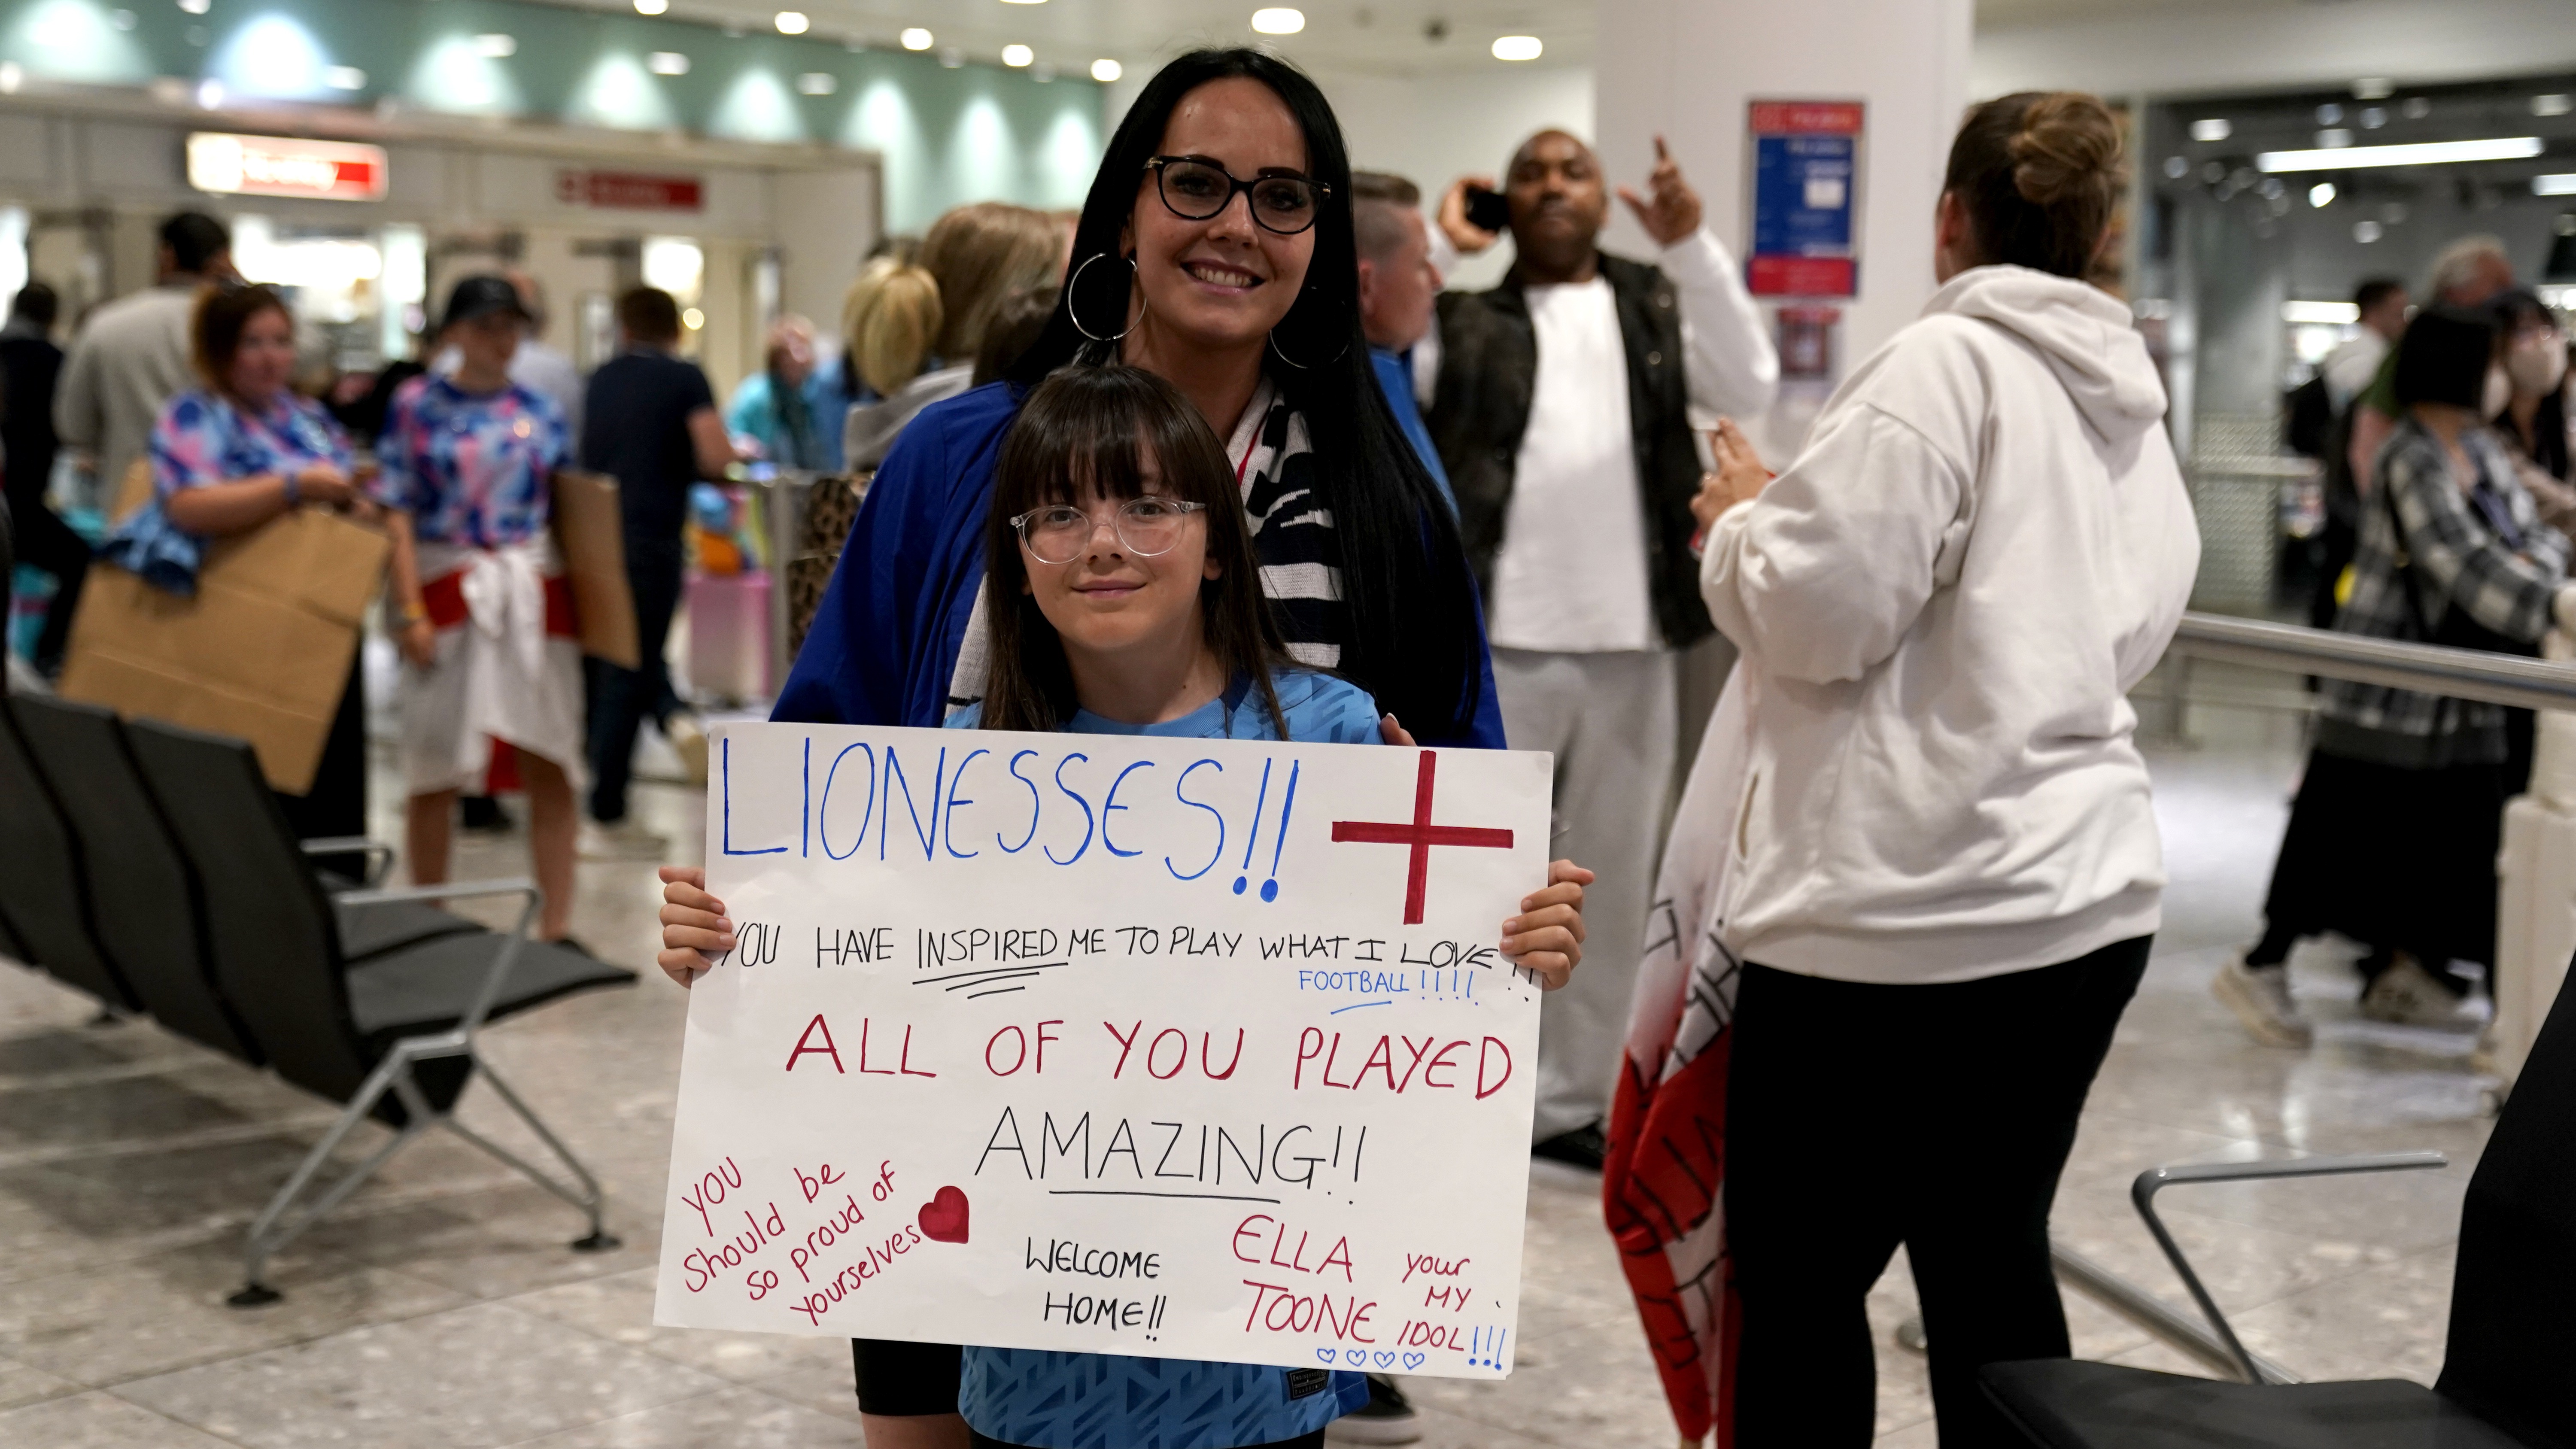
[1689,92,2199,1446]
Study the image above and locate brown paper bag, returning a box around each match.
[58,508,389,794]
[551,468,640,670]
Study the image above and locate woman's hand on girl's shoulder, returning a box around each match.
[656,866,735,988]
[1504,860,1593,990]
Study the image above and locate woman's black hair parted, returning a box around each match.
[1007,46,1483,739]
[981,366,1294,740]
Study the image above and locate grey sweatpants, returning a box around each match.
[1493,647,1678,1142]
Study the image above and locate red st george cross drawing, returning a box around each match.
[1330,751,1515,924]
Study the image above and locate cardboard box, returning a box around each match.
[551,468,640,670]
[58,508,388,795]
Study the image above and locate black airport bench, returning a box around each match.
[0,694,635,1304]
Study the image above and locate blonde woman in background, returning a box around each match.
[841,202,1061,470]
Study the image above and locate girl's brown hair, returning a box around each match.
[1944,91,2125,279]
[980,365,1291,738]
[190,283,291,390]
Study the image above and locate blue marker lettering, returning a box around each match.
[943,749,988,860]
[1101,760,1154,858]
[882,745,948,862]
[719,736,786,856]
[1044,752,1095,865]
[817,743,875,861]
[1166,759,1226,881]
[998,750,1042,854]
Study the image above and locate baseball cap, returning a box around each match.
[439,274,532,333]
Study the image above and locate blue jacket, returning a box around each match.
[774,382,1508,748]
[1371,345,1454,513]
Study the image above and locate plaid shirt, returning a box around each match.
[2320,418,2568,767]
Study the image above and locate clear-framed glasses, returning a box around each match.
[1144,155,1330,235]
[1011,496,1209,564]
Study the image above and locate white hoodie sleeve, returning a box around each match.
[1700,401,1969,684]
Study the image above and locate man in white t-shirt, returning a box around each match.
[1424,131,1777,1167]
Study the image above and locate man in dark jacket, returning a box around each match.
[1425,131,1776,1167]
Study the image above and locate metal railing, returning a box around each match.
[2057,615,2548,1379]
[2166,611,2576,714]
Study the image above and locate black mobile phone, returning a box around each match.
[1464,185,1510,234]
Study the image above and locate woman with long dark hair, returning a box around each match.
[759,46,1548,1449]
[777,47,1499,746]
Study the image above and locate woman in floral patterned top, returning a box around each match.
[139,283,370,846]
[375,276,582,940]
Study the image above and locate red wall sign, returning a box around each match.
[187,133,389,202]
[556,170,705,212]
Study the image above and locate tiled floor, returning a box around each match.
[0,693,2497,1446]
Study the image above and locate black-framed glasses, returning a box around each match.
[1144,155,1330,235]
[1011,496,1209,564]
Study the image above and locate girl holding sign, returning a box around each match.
[659,367,1591,1449]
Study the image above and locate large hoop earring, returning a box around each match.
[1265,325,1351,371]
[1068,252,1142,343]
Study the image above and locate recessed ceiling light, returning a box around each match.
[2314,128,2352,148]
[2258,136,2543,172]
[2188,118,2230,142]
[2535,174,2576,196]
[1091,58,1121,82]
[796,72,835,94]
[2161,155,2188,179]
[1031,62,1054,81]
[1001,43,1033,66]
[195,77,223,107]
[633,0,666,12]
[176,0,208,12]
[938,46,963,67]
[2309,182,2336,207]
[775,10,808,33]
[2401,97,2432,119]
[648,50,689,74]
[2282,300,2360,324]
[682,307,705,331]
[2354,219,2383,243]
[900,27,933,49]
[474,33,516,58]
[1491,34,1541,60]
[2360,106,2386,129]
[2537,94,2573,117]
[325,65,365,90]
[1251,8,1305,34]
[2353,77,2394,100]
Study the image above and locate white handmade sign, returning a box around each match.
[653,722,1553,1380]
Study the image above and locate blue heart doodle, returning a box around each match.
[1314,1348,1336,1364]
[1403,1352,1426,1370]
[1344,1348,1368,1366]
[1374,1351,1396,1369]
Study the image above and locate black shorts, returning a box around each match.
[850,1338,961,1417]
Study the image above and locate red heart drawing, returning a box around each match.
[918,1185,969,1243]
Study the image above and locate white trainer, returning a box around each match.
[579,818,670,861]
[2211,950,2312,1048]
[665,711,711,787]
[2360,954,2472,1027]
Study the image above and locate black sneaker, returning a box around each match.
[1327,1374,1422,1445]
[1532,1121,1608,1173]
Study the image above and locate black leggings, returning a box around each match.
[1723,936,2152,1449]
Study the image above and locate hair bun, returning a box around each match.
[2008,92,2123,207]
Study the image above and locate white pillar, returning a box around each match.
[1593,0,1974,396]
